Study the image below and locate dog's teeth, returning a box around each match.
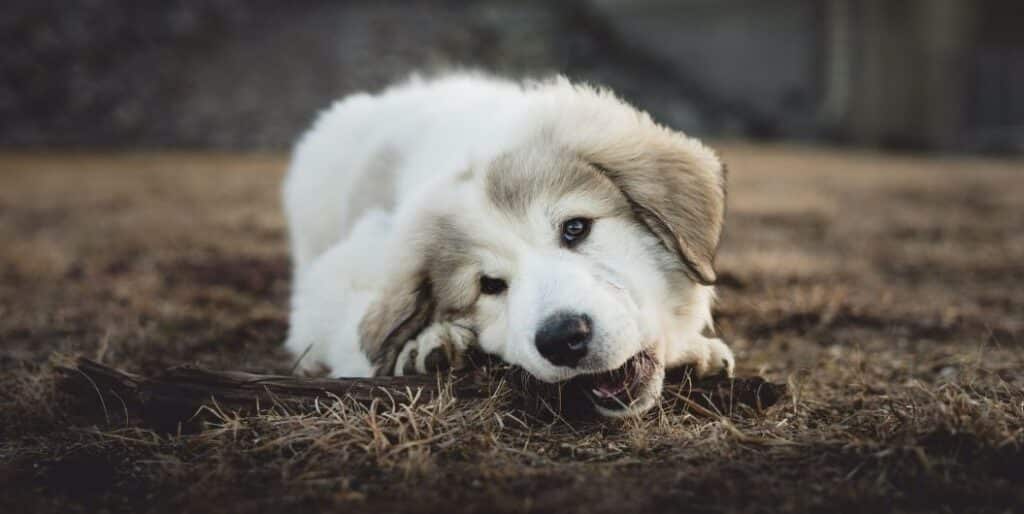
[592,383,626,398]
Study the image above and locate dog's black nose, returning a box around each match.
[535,312,592,367]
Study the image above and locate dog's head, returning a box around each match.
[359,81,726,417]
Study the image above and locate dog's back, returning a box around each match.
[283,74,529,277]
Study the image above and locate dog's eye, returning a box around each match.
[480,275,508,295]
[561,217,592,247]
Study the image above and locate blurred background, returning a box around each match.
[3,0,1023,154]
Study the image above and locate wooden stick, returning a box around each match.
[56,357,786,430]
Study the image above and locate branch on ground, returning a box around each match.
[55,356,786,431]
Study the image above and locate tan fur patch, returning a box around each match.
[583,140,725,285]
[523,79,727,284]
[358,277,435,375]
[485,134,725,285]
[357,214,478,374]
[485,146,631,220]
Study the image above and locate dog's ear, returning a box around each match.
[358,274,436,375]
[357,215,474,375]
[589,139,726,285]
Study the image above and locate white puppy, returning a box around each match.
[283,73,733,417]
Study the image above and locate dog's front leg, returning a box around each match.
[393,321,476,376]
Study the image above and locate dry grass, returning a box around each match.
[1,145,1022,513]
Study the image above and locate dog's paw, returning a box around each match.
[394,322,475,376]
[702,337,735,378]
[673,336,735,378]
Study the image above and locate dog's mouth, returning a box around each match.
[572,350,659,412]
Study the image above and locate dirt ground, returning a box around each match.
[1,145,1022,513]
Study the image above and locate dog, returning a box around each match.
[282,73,734,417]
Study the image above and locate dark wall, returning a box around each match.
[2,0,1022,152]
[4,0,730,149]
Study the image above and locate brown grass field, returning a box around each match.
[1,145,1022,513]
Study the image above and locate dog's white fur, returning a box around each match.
[283,73,733,416]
